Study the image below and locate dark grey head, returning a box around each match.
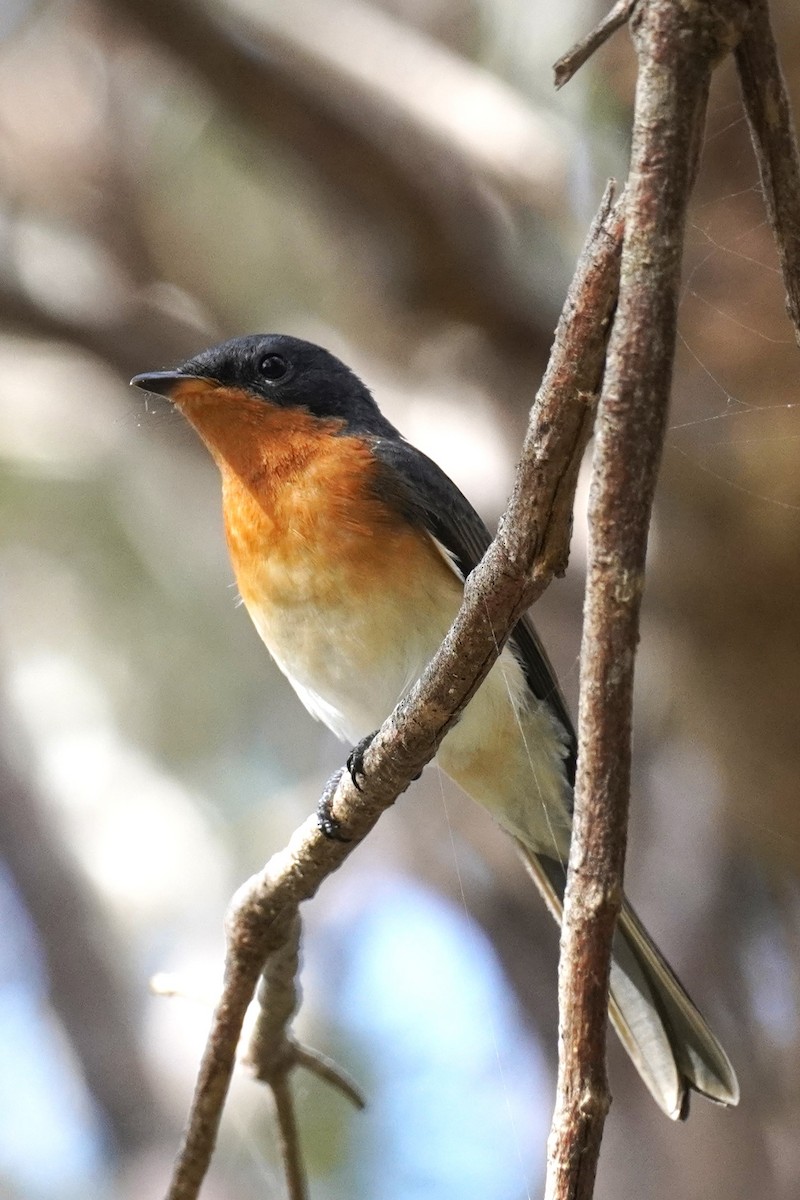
[131,334,399,438]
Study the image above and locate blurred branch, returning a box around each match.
[0,707,168,1154]
[735,0,800,346]
[164,186,625,1200]
[108,0,574,342]
[223,0,566,214]
[544,2,753,1197]
[0,275,208,379]
[0,6,223,374]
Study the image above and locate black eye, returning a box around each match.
[258,353,290,382]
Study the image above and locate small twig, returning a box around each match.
[270,1075,307,1200]
[246,916,309,1200]
[163,185,625,1200]
[246,915,364,1110]
[544,3,751,1199]
[734,0,800,346]
[291,1044,366,1110]
[553,0,639,90]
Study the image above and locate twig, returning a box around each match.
[244,914,364,1199]
[734,0,800,346]
[247,914,303,1082]
[291,1045,365,1110]
[163,185,625,1200]
[544,3,751,1198]
[553,0,639,90]
[271,1076,307,1200]
[246,915,308,1200]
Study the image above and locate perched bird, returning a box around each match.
[132,333,738,1119]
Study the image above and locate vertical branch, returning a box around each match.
[544,2,750,1197]
[248,915,308,1200]
[735,0,800,345]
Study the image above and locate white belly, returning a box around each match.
[240,529,573,856]
[242,547,464,743]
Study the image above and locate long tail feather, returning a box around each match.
[517,844,739,1119]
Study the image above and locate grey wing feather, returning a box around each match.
[370,437,577,780]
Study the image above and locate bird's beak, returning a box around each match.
[130,370,213,398]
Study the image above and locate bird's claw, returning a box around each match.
[317,771,352,842]
[322,734,422,838]
[346,732,376,792]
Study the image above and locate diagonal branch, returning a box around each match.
[163,185,625,1200]
[0,711,167,1153]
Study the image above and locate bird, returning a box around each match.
[132,332,739,1120]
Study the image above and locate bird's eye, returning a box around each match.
[258,353,290,382]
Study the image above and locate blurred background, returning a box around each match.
[1,0,799,1197]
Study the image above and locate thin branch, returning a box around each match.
[544,3,751,1198]
[291,1045,366,1111]
[247,914,303,1081]
[553,0,639,90]
[271,1076,307,1200]
[734,0,800,346]
[163,185,625,1200]
[244,913,364,1197]
[0,265,211,380]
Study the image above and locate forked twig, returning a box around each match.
[243,914,364,1200]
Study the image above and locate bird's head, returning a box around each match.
[131,334,396,439]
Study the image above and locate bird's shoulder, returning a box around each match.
[366,434,577,773]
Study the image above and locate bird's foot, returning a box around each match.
[347,731,424,790]
[316,770,352,842]
[346,732,377,792]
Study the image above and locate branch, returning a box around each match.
[544,2,751,1197]
[163,185,625,1200]
[0,217,214,380]
[734,0,800,346]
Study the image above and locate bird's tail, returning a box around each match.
[518,845,739,1119]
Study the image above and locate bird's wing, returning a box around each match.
[370,437,577,777]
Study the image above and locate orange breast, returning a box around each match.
[220,420,429,609]
[173,383,465,739]
[170,380,421,602]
